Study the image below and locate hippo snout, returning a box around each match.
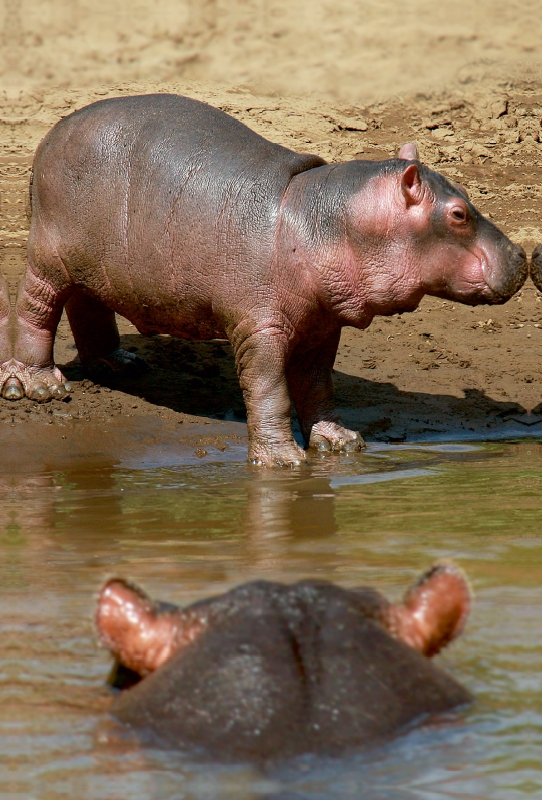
[530,244,542,291]
[484,241,527,303]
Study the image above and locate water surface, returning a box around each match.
[3,439,541,799]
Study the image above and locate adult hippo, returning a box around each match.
[96,562,472,762]
[6,94,527,464]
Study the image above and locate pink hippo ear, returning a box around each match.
[390,561,472,657]
[397,142,419,160]
[96,578,196,676]
[453,181,470,200]
[401,162,424,207]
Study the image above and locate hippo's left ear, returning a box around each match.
[401,163,424,207]
[397,142,419,160]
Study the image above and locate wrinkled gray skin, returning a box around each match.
[104,578,471,762]
[9,94,527,465]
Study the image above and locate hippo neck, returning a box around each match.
[279,161,425,325]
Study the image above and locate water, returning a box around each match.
[3,438,541,798]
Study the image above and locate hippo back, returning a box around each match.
[31,94,324,267]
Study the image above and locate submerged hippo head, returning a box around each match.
[341,143,527,312]
[95,563,472,761]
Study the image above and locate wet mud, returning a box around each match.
[5,439,541,796]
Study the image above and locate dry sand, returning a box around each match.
[1,0,541,452]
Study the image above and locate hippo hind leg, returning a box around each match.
[10,259,71,401]
[65,291,147,378]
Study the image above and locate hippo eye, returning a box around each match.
[450,205,468,224]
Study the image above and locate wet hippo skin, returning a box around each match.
[6,94,527,465]
[96,563,472,761]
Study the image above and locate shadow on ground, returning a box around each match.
[59,332,532,442]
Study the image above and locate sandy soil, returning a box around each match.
[1,1,541,453]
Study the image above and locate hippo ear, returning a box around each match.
[96,578,208,676]
[397,142,419,160]
[391,561,471,656]
[453,181,470,200]
[96,578,181,676]
[401,163,424,207]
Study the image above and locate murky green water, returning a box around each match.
[3,440,542,799]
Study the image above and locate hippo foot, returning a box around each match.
[309,421,365,453]
[3,360,71,402]
[83,347,148,378]
[248,438,307,468]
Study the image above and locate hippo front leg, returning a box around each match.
[232,327,306,467]
[287,332,365,453]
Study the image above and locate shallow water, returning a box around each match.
[3,439,542,799]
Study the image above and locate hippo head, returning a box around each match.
[393,144,527,306]
[96,562,472,682]
[95,564,472,760]
[530,244,542,290]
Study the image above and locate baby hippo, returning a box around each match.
[7,94,526,466]
[96,563,472,762]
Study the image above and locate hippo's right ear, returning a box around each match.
[397,142,419,160]
[401,163,424,207]
[395,561,472,656]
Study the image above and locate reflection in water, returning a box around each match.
[242,473,338,569]
[1,441,542,797]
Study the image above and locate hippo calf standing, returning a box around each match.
[96,563,472,762]
[7,94,527,465]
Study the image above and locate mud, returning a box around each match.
[1,3,542,449]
